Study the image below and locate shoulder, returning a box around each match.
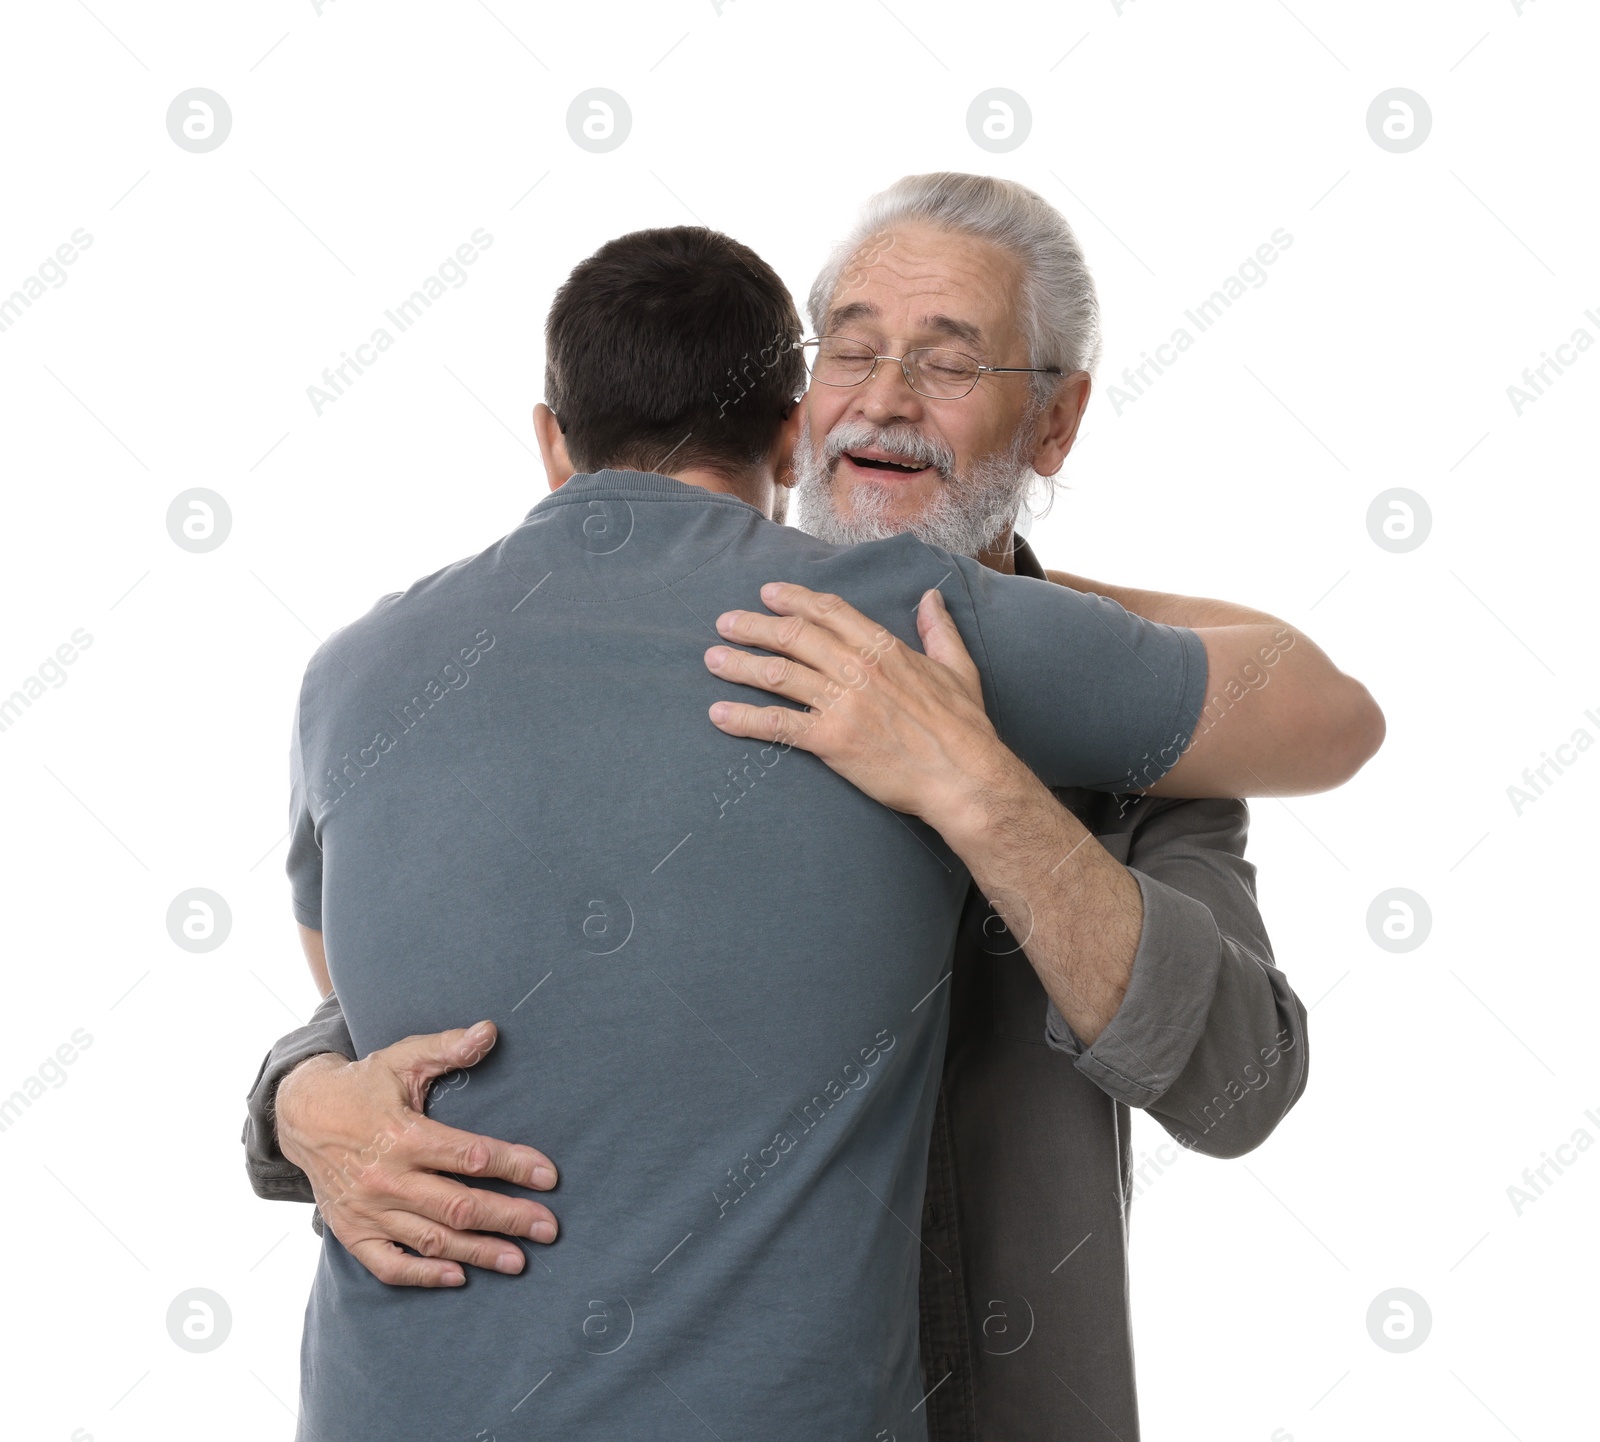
[300,539,501,692]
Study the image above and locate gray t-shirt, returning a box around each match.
[285,470,1207,1442]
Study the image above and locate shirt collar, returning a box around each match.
[1010,532,1047,580]
[524,469,764,522]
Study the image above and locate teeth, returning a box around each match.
[850,454,923,472]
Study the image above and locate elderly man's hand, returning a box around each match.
[275,1021,559,1287]
[704,581,1025,832]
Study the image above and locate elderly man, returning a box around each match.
[246,176,1376,1439]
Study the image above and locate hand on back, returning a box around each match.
[276,1022,559,1287]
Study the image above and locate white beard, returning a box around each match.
[792,413,1037,556]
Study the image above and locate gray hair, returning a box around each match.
[807,172,1103,405]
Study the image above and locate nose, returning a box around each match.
[852,356,925,427]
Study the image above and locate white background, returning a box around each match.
[1,1,1594,1438]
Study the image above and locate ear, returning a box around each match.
[1029,372,1092,478]
[769,399,807,489]
[533,403,577,491]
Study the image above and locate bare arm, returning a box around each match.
[949,764,1141,1044]
[300,922,332,998]
[705,582,1382,809]
[1146,622,1384,798]
[1042,567,1280,628]
[1044,567,1385,797]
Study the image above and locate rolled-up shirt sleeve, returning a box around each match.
[1043,796,1309,1159]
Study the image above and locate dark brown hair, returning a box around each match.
[544,226,804,478]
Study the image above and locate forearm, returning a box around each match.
[1042,571,1385,795]
[937,748,1143,1046]
[1043,568,1280,629]
[301,922,332,997]
[1143,621,1384,796]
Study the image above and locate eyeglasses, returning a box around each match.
[799,335,1061,400]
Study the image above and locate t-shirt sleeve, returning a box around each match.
[949,553,1209,793]
[285,678,323,931]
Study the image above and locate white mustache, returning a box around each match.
[820,421,955,479]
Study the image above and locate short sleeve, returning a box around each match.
[285,681,323,930]
[949,554,1208,793]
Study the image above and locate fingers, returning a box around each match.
[404,1115,558,1191]
[313,1117,559,1287]
[758,582,894,654]
[341,1214,551,1287]
[708,699,820,750]
[704,645,838,707]
[322,1158,558,1286]
[916,588,981,684]
[387,1169,558,1245]
[377,1211,530,1277]
[717,584,897,676]
[714,607,837,673]
[345,1237,467,1289]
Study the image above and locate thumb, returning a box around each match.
[380,1021,498,1088]
[917,588,979,681]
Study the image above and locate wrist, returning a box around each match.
[274,1052,347,1156]
[926,740,1048,854]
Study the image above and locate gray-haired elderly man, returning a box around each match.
[245,175,1374,1439]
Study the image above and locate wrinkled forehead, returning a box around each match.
[822,224,1025,354]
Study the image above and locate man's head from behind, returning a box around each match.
[535,226,805,514]
[794,173,1101,560]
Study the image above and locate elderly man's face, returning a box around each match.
[793,223,1067,555]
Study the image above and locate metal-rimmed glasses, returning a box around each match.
[799,335,1061,400]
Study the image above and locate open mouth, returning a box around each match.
[842,451,933,476]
